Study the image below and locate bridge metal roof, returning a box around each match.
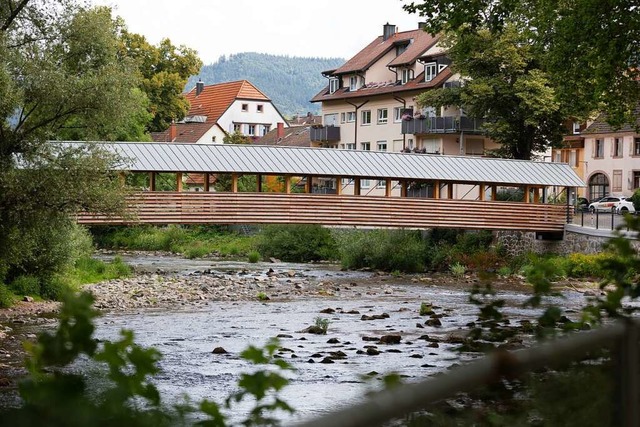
[57,142,585,187]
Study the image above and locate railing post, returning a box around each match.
[614,320,640,427]
[596,209,599,229]
[611,210,615,231]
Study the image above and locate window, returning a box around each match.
[396,43,409,56]
[361,142,370,151]
[346,111,356,122]
[572,122,581,134]
[340,112,346,123]
[423,139,439,154]
[569,150,577,167]
[394,107,404,122]
[438,64,447,73]
[634,138,640,156]
[554,151,561,163]
[377,141,387,152]
[233,123,242,133]
[634,171,640,189]
[376,179,386,189]
[256,104,263,113]
[424,62,437,82]
[211,136,216,142]
[613,170,623,192]
[377,108,388,124]
[595,139,604,158]
[361,110,371,125]
[247,124,255,136]
[261,125,270,136]
[329,77,340,94]
[465,139,484,156]
[349,76,361,91]
[401,68,414,84]
[345,143,355,150]
[361,179,371,188]
[241,103,248,112]
[324,113,338,126]
[614,138,623,157]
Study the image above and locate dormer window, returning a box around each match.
[349,76,363,91]
[396,42,409,56]
[401,68,414,84]
[572,121,581,134]
[329,77,339,94]
[439,64,447,73]
[424,62,437,82]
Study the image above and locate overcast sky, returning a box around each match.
[91,0,424,63]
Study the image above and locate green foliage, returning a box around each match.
[248,251,261,263]
[419,302,434,316]
[91,225,257,258]
[64,255,132,287]
[313,317,330,334]
[256,292,268,301]
[449,262,466,277]
[187,53,344,116]
[337,229,426,273]
[0,285,15,308]
[632,188,640,212]
[404,0,640,129]
[257,224,337,263]
[9,276,41,296]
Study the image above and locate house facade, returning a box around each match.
[310,23,497,196]
[575,112,640,201]
[152,80,288,144]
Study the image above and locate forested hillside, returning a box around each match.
[186,53,344,117]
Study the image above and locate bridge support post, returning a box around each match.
[336,177,342,195]
[354,178,361,196]
[176,172,183,192]
[385,179,392,197]
[491,185,497,201]
[284,176,291,194]
[401,180,407,198]
[231,173,239,193]
[433,181,440,199]
[203,173,209,192]
[149,172,156,191]
[305,176,312,193]
[479,184,485,201]
[524,185,530,203]
[256,174,262,193]
[447,183,453,199]
[533,187,540,203]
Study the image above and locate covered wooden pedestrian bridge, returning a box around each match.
[70,142,584,233]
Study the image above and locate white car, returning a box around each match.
[616,199,636,214]
[588,196,627,213]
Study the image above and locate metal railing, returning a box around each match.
[310,126,340,142]
[296,319,640,427]
[572,209,635,231]
[401,116,485,134]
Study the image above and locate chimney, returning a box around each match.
[196,79,204,96]
[418,22,427,30]
[169,121,177,142]
[383,23,396,41]
[277,122,285,139]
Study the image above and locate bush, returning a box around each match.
[338,229,426,273]
[248,251,261,263]
[9,275,41,296]
[632,188,640,212]
[257,224,336,262]
[40,277,70,300]
[0,285,15,308]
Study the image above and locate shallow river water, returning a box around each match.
[81,254,589,424]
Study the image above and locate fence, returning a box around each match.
[296,319,640,427]
[572,209,635,231]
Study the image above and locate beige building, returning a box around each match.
[578,111,640,201]
[310,23,497,197]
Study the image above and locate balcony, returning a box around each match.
[310,125,340,142]
[402,116,485,135]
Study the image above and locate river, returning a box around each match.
[79,253,588,425]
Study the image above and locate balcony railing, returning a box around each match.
[310,125,340,142]
[402,116,485,134]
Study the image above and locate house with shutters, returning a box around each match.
[576,109,640,200]
[151,80,288,144]
[310,23,497,157]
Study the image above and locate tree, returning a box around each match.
[415,26,565,159]
[213,132,257,192]
[119,31,202,132]
[404,0,640,128]
[0,2,141,285]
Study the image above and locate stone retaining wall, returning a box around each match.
[495,226,640,256]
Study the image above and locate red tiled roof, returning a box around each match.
[334,29,439,75]
[151,123,214,143]
[184,80,270,123]
[583,106,640,135]
[255,126,312,147]
[310,67,452,102]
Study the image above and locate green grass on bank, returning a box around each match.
[0,256,132,308]
[90,225,257,259]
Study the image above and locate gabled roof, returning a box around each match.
[54,142,585,188]
[256,126,312,147]
[333,29,438,75]
[310,67,452,102]
[583,106,640,135]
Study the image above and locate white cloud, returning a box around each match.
[92,0,425,63]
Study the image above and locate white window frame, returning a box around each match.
[241,103,249,112]
[345,143,356,150]
[572,121,581,134]
[361,110,371,125]
[329,77,340,94]
[377,108,388,124]
[256,104,263,113]
[361,179,371,188]
[401,68,414,84]
[361,142,370,151]
[393,107,403,122]
[438,64,448,73]
[377,141,387,152]
[424,62,437,82]
[614,138,623,157]
[233,123,242,133]
[595,139,604,158]
[247,124,256,136]
[634,137,640,156]
[349,76,360,91]
[346,111,356,123]
[376,179,386,189]
[340,112,346,123]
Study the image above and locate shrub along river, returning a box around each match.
[72,253,592,424]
